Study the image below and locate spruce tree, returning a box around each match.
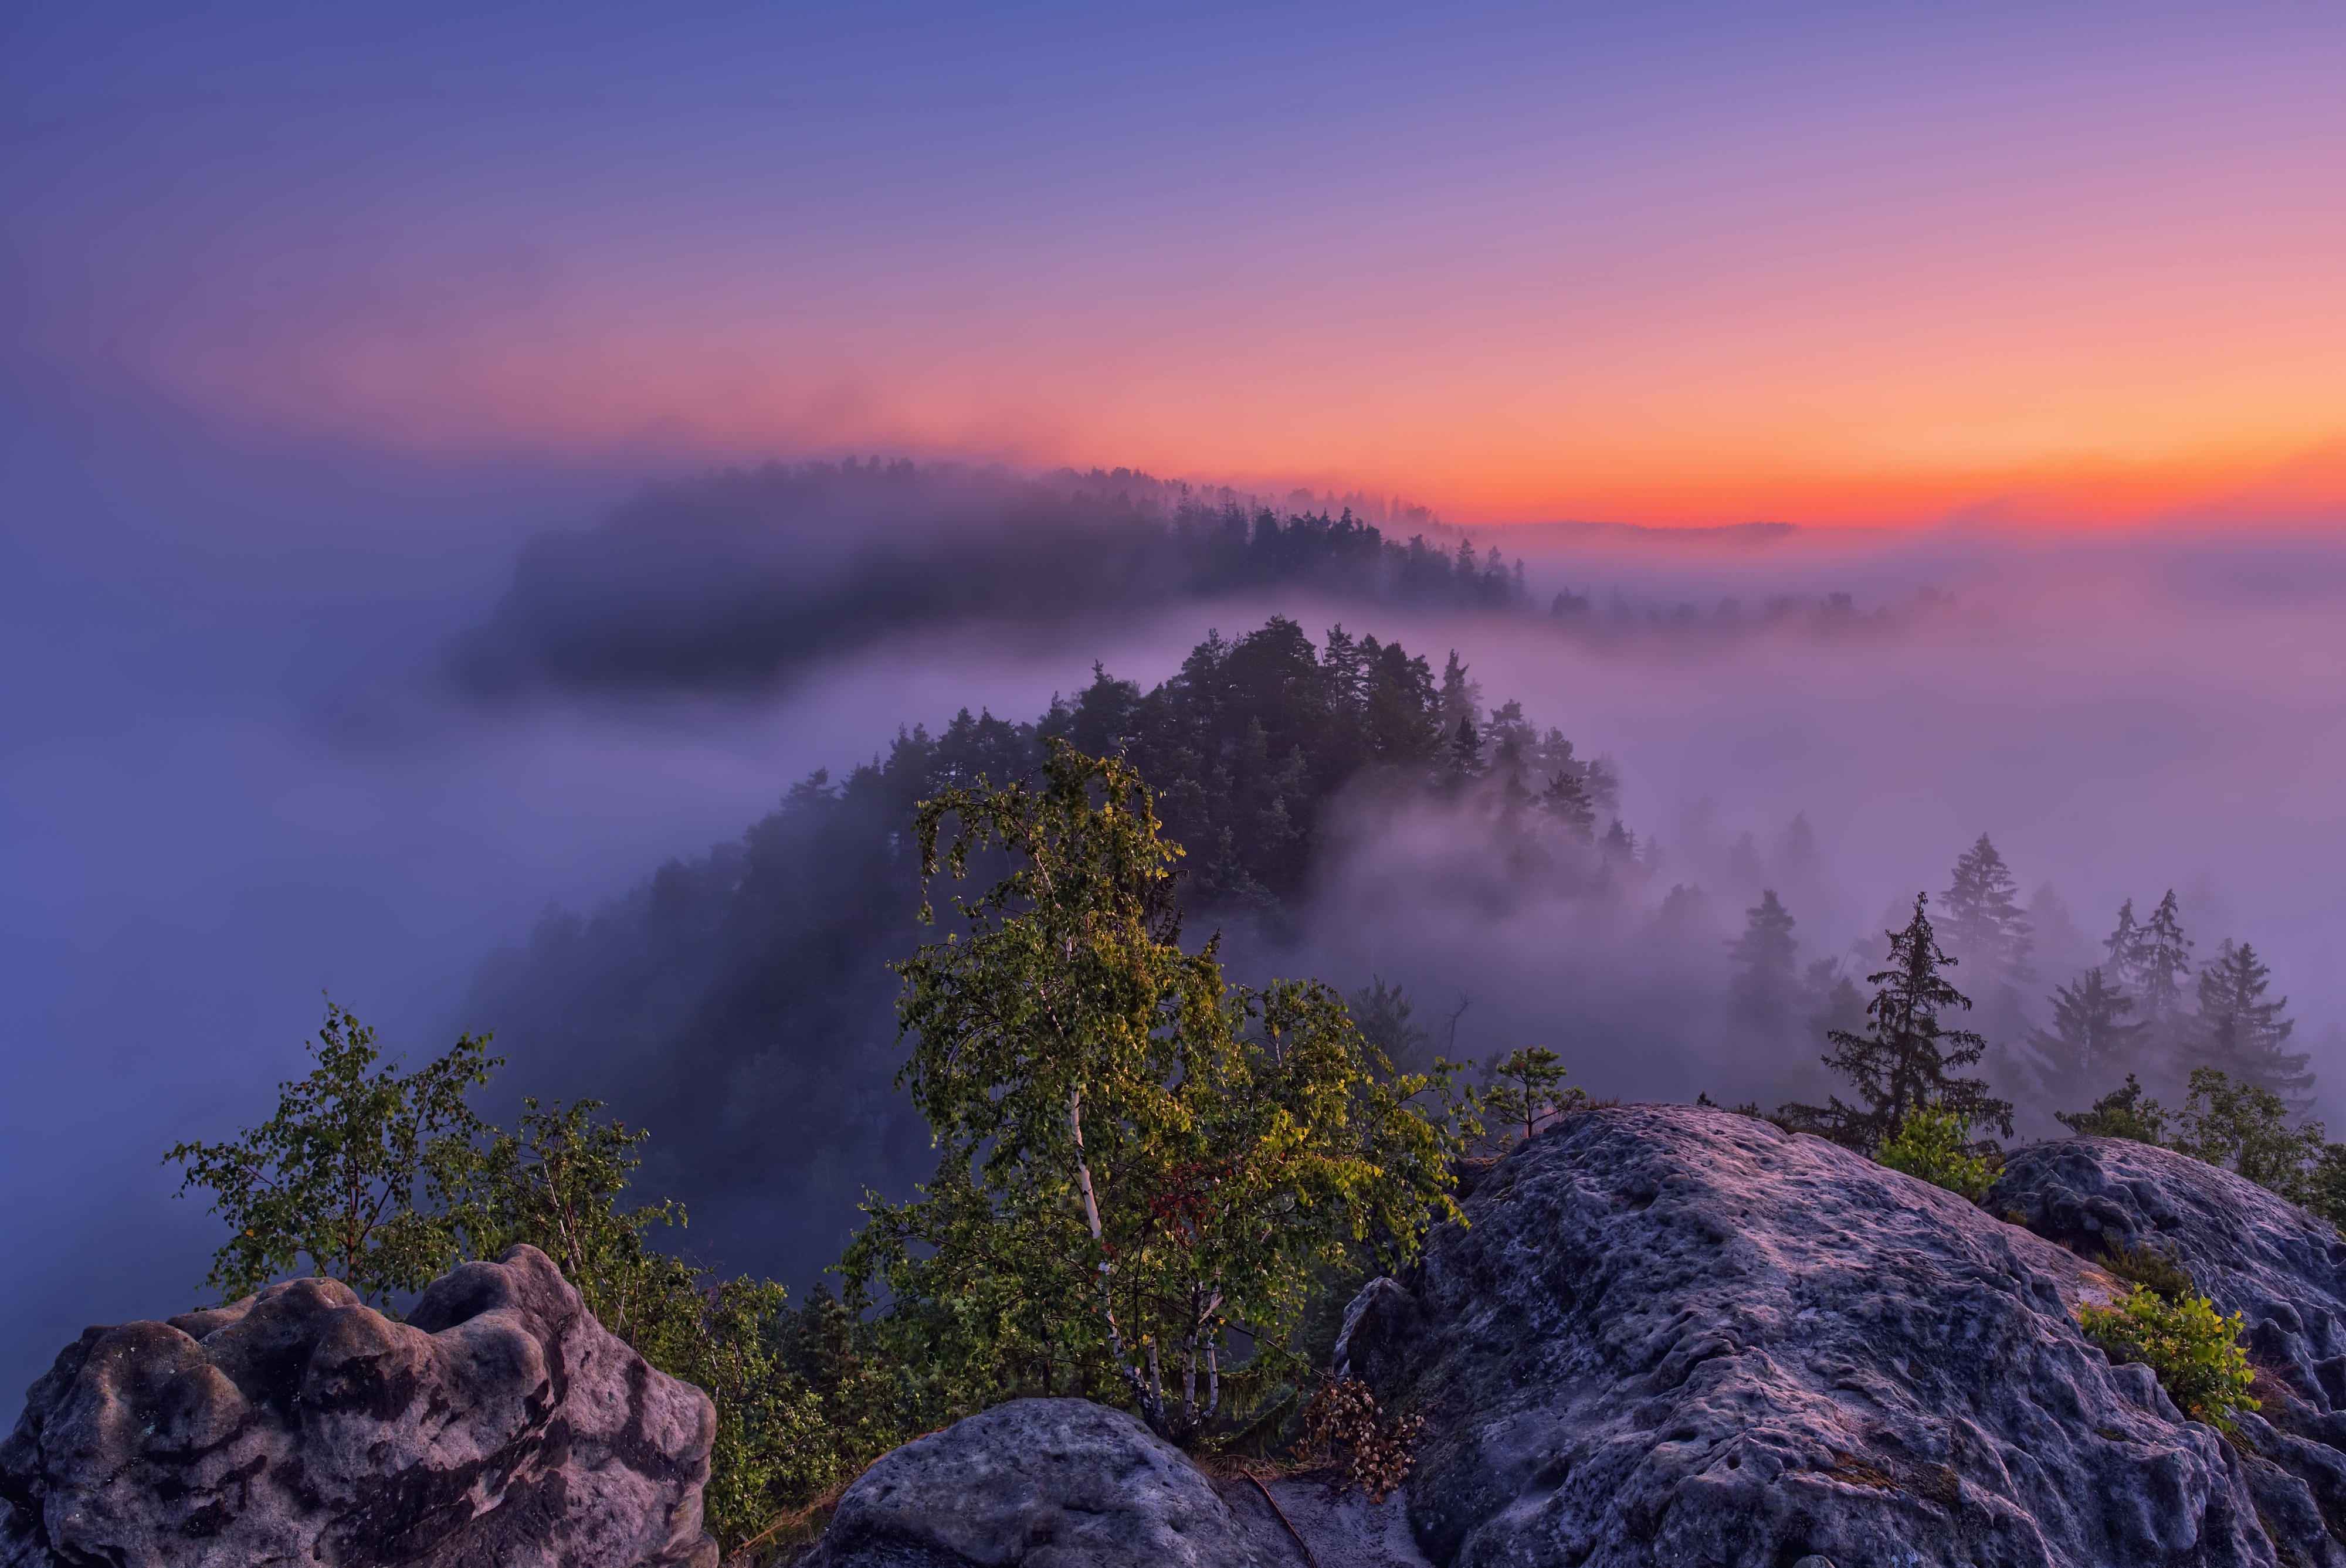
[2028,968,2150,1111]
[2135,890,2194,1046]
[2196,940,2311,1105]
[1941,834,2034,999]
[1540,768,1595,840]
[1727,891,1801,1041]
[1779,894,2013,1153]
[2104,898,2144,985]
[1436,649,1481,731]
[1447,715,1484,779]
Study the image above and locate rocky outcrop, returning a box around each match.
[1993,1136,2346,1552]
[1344,1105,2340,1566]
[799,1396,1428,1568]
[799,1398,1266,1568]
[0,1245,717,1568]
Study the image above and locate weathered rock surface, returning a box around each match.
[1994,1136,2346,1553]
[1342,1104,2339,1567]
[799,1397,1265,1567]
[0,1244,717,1568]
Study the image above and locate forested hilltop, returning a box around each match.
[449,457,1921,700]
[467,615,1629,1284]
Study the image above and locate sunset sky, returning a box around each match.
[9,3,2345,527]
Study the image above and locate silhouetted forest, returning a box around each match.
[448,458,1932,700]
[450,460,1527,697]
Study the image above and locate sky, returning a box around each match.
[8,3,2346,527]
[4,3,2346,1388]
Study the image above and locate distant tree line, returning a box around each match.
[449,456,1910,699]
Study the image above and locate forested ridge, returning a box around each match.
[467,614,1626,1281]
[449,457,1925,700]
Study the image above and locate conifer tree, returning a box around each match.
[2104,898,2144,984]
[2135,890,2194,1044]
[1941,834,2034,997]
[2196,940,2311,1105]
[1436,649,1481,731]
[2029,968,2150,1111]
[1540,768,1595,840]
[1779,894,2013,1153]
[1727,891,1801,1041]
[1447,716,1484,779]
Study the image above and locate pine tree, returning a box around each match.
[2136,891,2194,1046]
[2103,898,2144,985]
[2196,941,2311,1105]
[2028,968,2150,1111]
[1447,716,1484,779]
[1778,894,2013,1153]
[1727,891,1801,1041]
[1540,768,1595,840]
[1941,834,2034,995]
[1436,649,1481,731]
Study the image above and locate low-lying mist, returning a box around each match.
[4,430,2341,1401]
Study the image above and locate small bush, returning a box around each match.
[2056,1074,2168,1143]
[2077,1288,2259,1431]
[1877,1104,1995,1203]
[1301,1377,1423,1503]
[2101,1242,2195,1302]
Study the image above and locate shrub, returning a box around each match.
[1876,1103,1996,1203]
[2055,1074,2168,1143]
[2077,1288,2259,1431]
[2100,1241,2195,1302]
[1300,1377,1423,1503]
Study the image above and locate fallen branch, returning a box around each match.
[1245,1471,1318,1568]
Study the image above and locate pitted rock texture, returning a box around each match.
[1994,1136,2346,1549]
[0,1244,717,1568]
[1343,1104,2336,1567]
[799,1397,1264,1567]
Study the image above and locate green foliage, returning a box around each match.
[2196,939,2310,1104]
[2311,1145,2346,1233]
[2101,1242,2196,1302]
[2077,1287,2259,1431]
[2169,1066,2327,1206]
[846,739,1467,1442]
[2056,1074,2169,1142]
[1779,894,2014,1154]
[167,1012,864,1553]
[1876,1102,1995,1203]
[164,1001,497,1305]
[1478,1047,1585,1149]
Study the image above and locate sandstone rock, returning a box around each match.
[1994,1135,2346,1552]
[799,1397,1263,1567]
[1355,1104,2326,1567]
[0,1244,717,1568]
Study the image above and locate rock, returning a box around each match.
[1358,1104,2325,1567]
[1994,1135,2346,1547]
[0,1245,717,1568]
[799,1397,1264,1567]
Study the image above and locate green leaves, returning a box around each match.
[2077,1287,2259,1431]
[162,1006,859,1552]
[1779,893,2013,1154]
[1876,1102,1995,1203]
[1479,1046,1584,1149]
[162,1000,497,1305]
[854,739,1467,1442]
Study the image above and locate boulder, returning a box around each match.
[0,1244,717,1568]
[1351,1104,2334,1566]
[1994,1136,2346,1546]
[798,1397,1264,1567]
